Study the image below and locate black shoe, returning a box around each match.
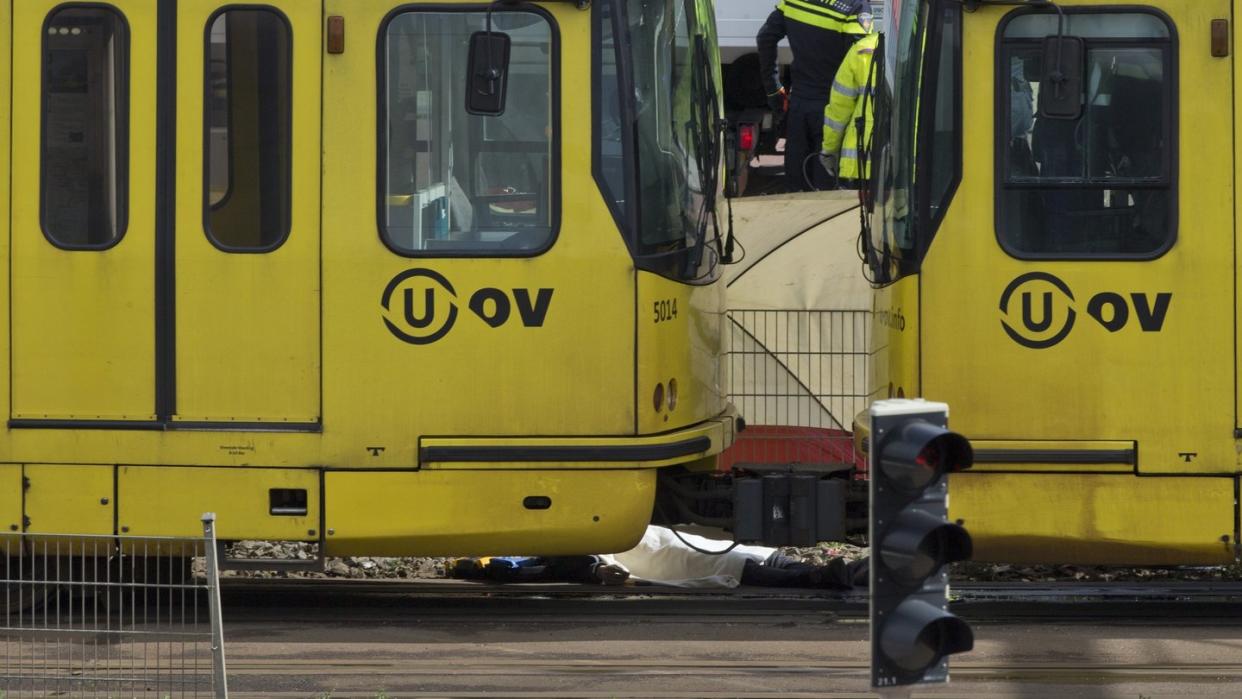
[449,558,485,580]
[591,563,630,585]
[847,557,870,589]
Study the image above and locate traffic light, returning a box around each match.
[869,399,974,688]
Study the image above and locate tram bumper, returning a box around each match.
[321,410,740,558]
[853,414,1237,564]
[417,406,738,470]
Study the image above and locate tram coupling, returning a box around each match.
[653,464,867,547]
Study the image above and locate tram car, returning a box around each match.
[0,0,742,563]
[862,0,1240,564]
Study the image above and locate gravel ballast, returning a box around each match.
[221,540,1242,584]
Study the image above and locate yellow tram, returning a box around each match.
[0,0,739,558]
[864,0,1240,563]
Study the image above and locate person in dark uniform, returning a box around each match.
[757,0,869,191]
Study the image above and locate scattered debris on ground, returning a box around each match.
[221,541,449,579]
[782,542,1242,583]
[949,559,1242,583]
[781,542,868,567]
[220,539,1242,584]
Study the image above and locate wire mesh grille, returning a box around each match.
[721,309,870,474]
[1,528,224,698]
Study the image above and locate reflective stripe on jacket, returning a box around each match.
[778,0,868,34]
[821,32,878,180]
[758,2,869,99]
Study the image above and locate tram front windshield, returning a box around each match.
[632,0,722,279]
[597,0,724,281]
[870,0,926,278]
[867,0,959,283]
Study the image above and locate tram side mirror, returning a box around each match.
[466,31,511,116]
[1038,35,1085,120]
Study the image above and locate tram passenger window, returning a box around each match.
[204,9,292,251]
[381,11,556,255]
[41,7,128,248]
[998,11,1173,258]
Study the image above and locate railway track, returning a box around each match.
[220,662,1242,698]
[219,577,1242,623]
[219,657,1242,698]
[10,578,1240,697]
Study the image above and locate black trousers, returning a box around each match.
[740,552,853,589]
[784,97,831,192]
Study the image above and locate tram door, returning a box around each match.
[173,1,320,425]
[923,2,1234,474]
[10,1,320,425]
[11,0,157,422]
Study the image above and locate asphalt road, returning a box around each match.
[215,583,1242,698]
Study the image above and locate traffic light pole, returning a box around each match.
[869,399,975,690]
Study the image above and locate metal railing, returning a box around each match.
[722,309,870,473]
[1,514,228,698]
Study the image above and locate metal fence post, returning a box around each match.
[203,512,229,698]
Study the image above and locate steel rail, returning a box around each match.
[211,579,1242,696]
[217,657,1242,698]
[216,577,1242,623]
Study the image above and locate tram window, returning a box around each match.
[380,10,557,255]
[626,0,724,279]
[41,7,128,249]
[204,9,292,252]
[924,3,960,229]
[632,0,697,252]
[594,0,628,228]
[997,11,1174,258]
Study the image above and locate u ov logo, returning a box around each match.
[381,268,459,344]
[381,268,554,345]
[998,272,1172,349]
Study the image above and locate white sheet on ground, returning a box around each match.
[598,526,777,589]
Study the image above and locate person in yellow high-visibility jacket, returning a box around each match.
[757,0,869,192]
[819,28,878,188]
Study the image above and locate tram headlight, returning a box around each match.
[653,383,665,412]
[667,378,678,411]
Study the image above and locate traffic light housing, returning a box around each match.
[869,399,974,688]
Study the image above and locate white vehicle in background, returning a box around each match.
[716,0,792,66]
[716,0,787,195]
[715,1,881,194]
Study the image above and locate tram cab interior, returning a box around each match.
[1001,12,1169,256]
[383,12,553,253]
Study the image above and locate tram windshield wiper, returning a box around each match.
[682,34,725,280]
